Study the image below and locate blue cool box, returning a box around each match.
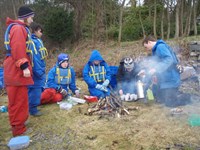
[7,136,30,150]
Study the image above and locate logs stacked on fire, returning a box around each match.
[87,93,138,117]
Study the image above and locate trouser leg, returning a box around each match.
[28,87,42,115]
[6,86,29,136]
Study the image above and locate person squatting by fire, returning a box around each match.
[116,57,139,101]
[141,35,182,107]
[40,53,80,104]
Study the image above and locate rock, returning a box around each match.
[181,66,197,80]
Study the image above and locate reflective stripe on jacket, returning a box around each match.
[55,67,71,85]
[4,23,36,66]
[89,65,106,83]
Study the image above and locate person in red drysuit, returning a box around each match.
[3,6,35,136]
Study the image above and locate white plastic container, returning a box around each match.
[7,136,30,150]
[59,102,73,110]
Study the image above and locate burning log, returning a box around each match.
[86,92,132,117]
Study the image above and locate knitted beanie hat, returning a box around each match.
[18,6,34,19]
[58,53,69,65]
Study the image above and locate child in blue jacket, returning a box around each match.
[83,50,111,99]
[28,23,48,116]
[40,53,80,104]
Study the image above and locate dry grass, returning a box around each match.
[1,38,200,149]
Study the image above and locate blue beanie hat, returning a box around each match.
[58,53,69,65]
[18,6,34,19]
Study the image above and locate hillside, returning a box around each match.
[0,38,200,149]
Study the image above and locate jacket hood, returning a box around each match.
[152,39,166,53]
[31,33,37,39]
[6,17,26,27]
[88,50,104,63]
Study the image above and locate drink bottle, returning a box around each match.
[0,106,8,113]
[136,80,144,99]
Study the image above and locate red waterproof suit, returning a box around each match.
[3,18,34,136]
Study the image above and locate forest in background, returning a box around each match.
[0,0,200,55]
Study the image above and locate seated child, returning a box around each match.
[83,50,111,99]
[40,53,79,104]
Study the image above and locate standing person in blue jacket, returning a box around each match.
[28,22,48,116]
[142,35,181,107]
[83,50,111,99]
[40,53,80,104]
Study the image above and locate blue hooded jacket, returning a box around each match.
[29,34,46,87]
[83,50,111,88]
[151,40,180,89]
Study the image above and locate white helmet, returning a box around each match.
[124,57,134,69]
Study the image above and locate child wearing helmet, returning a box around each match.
[40,53,80,104]
[83,50,111,99]
[116,56,139,101]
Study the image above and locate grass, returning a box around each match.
[1,37,200,149]
[1,79,200,149]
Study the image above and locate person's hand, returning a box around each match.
[23,68,31,77]
[119,89,123,95]
[95,84,108,92]
[102,79,110,87]
[96,84,103,90]
[152,75,158,84]
[60,89,68,98]
[137,70,145,76]
[148,68,156,75]
[75,90,80,98]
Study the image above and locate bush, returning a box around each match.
[44,8,73,43]
[107,25,119,40]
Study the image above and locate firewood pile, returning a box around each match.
[86,92,139,118]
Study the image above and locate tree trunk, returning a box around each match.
[153,0,157,38]
[179,0,184,37]
[139,8,145,37]
[118,0,126,45]
[161,5,164,39]
[62,0,88,42]
[183,0,192,36]
[174,0,180,38]
[193,0,198,35]
[166,0,170,40]
[186,0,193,36]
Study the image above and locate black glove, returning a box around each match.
[60,88,68,98]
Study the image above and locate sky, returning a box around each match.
[119,0,144,7]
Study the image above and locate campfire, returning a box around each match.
[86,92,139,118]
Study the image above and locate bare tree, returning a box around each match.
[153,0,157,38]
[175,0,181,38]
[0,0,25,51]
[179,0,184,37]
[138,0,145,37]
[118,0,126,45]
[160,4,164,39]
[166,0,170,39]
[193,0,198,35]
[183,0,192,36]
[129,0,137,7]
